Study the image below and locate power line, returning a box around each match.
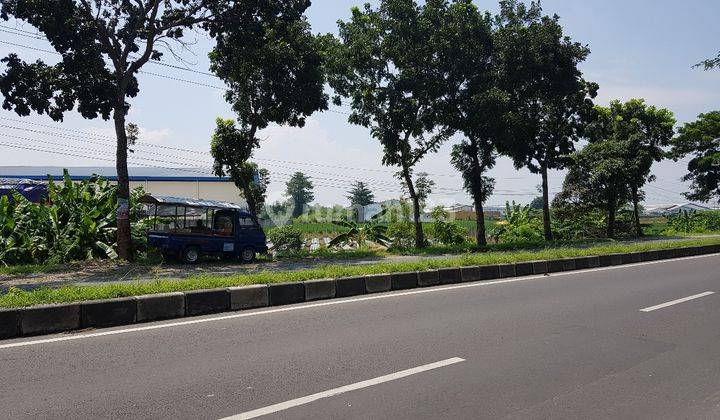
[0,116,471,180]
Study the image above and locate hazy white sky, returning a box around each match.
[0,0,718,207]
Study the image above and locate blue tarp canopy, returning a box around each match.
[139,194,246,211]
[0,179,47,203]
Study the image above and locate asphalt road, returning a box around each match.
[1,254,720,419]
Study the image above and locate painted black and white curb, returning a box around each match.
[1,244,719,340]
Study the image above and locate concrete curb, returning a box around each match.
[229,285,268,310]
[185,289,230,316]
[460,266,480,282]
[304,279,336,301]
[19,303,80,336]
[0,308,19,339]
[480,265,501,280]
[81,297,137,328]
[365,274,391,294]
[268,282,304,306]
[438,267,462,284]
[417,270,440,287]
[137,292,185,322]
[336,276,366,297]
[2,244,719,340]
[391,272,418,290]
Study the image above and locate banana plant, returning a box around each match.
[329,220,391,248]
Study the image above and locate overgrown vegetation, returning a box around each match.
[0,171,148,266]
[667,210,720,234]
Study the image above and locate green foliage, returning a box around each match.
[266,225,304,253]
[493,0,598,241]
[430,207,467,246]
[529,197,544,210]
[0,171,147,266]
[285,172,315,218]
[671,111,720,204]
[385,201,416,250]
[210,9,328,132]
[329,220,390,249]
[555,139,632,238]
[210,118,270,215]
[325,0,458,248]
[490,202,544,243]
[668,210,720,233]
[347,181,375,207]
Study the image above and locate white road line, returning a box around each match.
[640,291,715,312]
[1,253,717,350]
[219,357,465,420]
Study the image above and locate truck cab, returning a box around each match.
[141,195,268,264]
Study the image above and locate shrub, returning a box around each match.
[668,210,720,233]
[430,207,467,245]
[490,202,544,243]
[267,225,304,252]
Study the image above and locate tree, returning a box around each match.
[493,0,597,241]
[451,143,495,246]
[588,100,675,236]
[410,172,435,208]
[558,140,630,238]
[671,111,720,204]
[347,182,375,207]
[285,172,314,218]
[435,0,506,247]
[529,196,544,210]
[209,8,327,196]
[324,0,450,248]
[210,118,270,215]
[0,0,315,260]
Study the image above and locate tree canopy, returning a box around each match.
[285,171,315,218]
[671,111,720,204]
[493,0,597,240]
[347,182,375,207]
[324,0,452,248]
[556,139,630,238]
[434,0,505,247]
[0,0,318,259]
[588,99,675,235]
[210,118,270,215]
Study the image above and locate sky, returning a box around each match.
[0,0,718,207]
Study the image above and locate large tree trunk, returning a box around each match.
[631,186,643,237]
[401,165,425,249]
[113,105,132,261]
[468,143,487,248]
[540,164,553,241]
[606,188,617,239]
[474,196,487,248]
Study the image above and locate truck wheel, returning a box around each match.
[240,247,256,263]
[182,246,200,264]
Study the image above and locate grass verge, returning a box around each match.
[1,237,719,309]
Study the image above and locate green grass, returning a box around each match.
[1,237,719,309]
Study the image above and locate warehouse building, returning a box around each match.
[0,166,247,207]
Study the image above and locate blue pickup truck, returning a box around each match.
[141,195,268,264]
